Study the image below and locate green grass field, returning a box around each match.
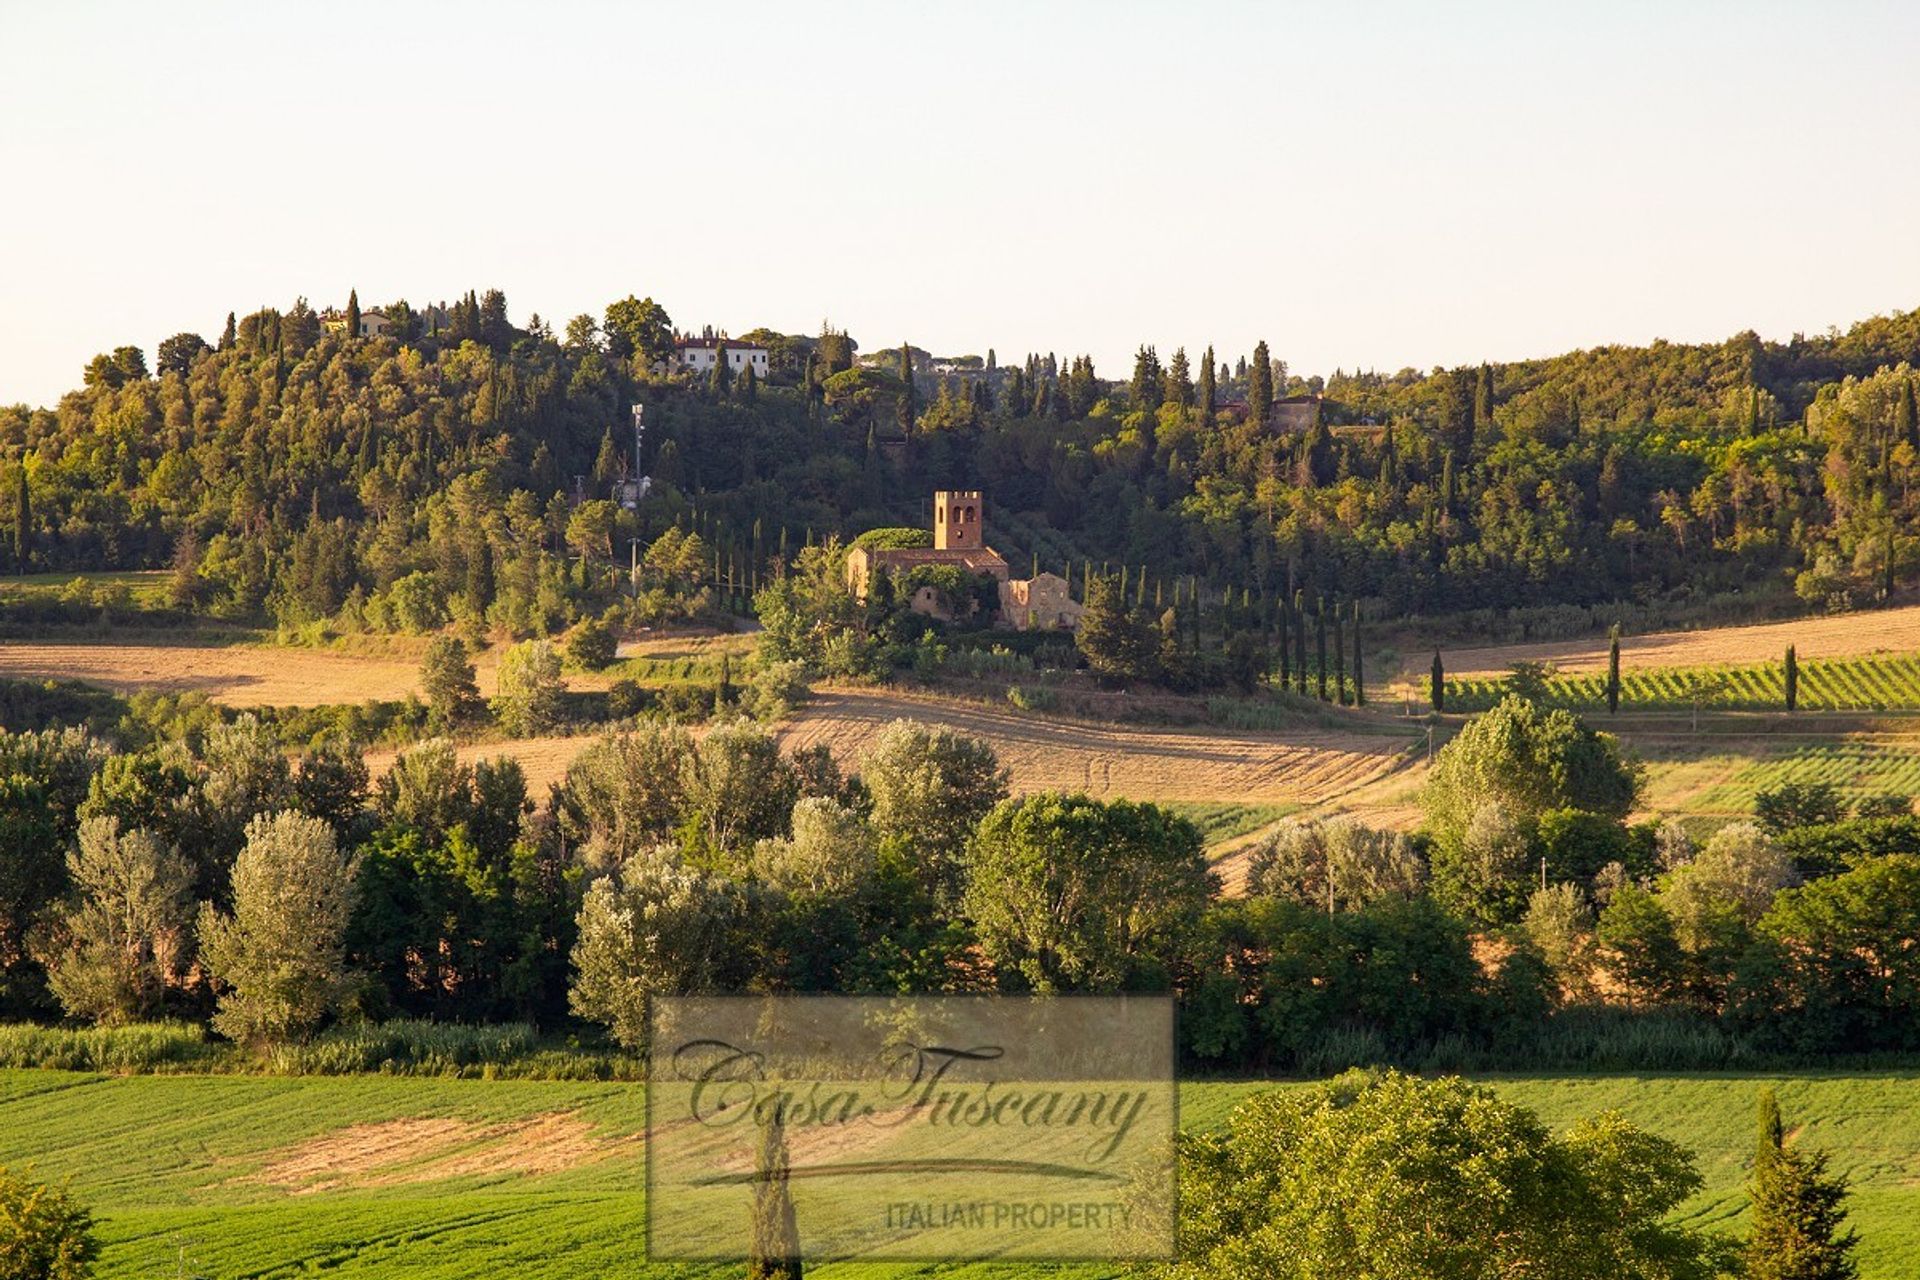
[1160,801,1299,846]
[1446,652,1920,713]
[3,1069,1915,1277]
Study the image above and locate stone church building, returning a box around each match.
[845,491,1083,631]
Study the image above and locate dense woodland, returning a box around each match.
[4,291,1920,635]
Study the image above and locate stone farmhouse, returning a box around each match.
[846,491,1082,631]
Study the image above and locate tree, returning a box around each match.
[1596,883,1685,1007]
[1735,854,1920,1052]
[747,1103,803,1280]
[567,617,618,670]
[1745,1089,1859,1280]
[344,288,361,339]
[1606,626,1622,714]
[753,797,875,899]
[420,634,480,731]
[1430,649,1445,712]
[1315,603,1329,701]
[1249,340,1273,425]
[896,341,916,433]
[1198,343,1216,424]
[1424,695,1642,852]
[602,295,674,366]
[155,332,210,378]
[198,811,361,1045]
[1075,574,1161,684]
[679,719,799,865]
[567,851,744,1048]
[963,792,1213,992]
[1785,644,1799,712]
[493,639,565,736]
[858,720,1007,908]
[1165,1071,1732,1280]
[41,817,195,1025]
[13,463,28,575]
[0,1165,97,1280]
[1245,817,1424,909]
[1351,603,1365,706]
[1755,782,1844,834]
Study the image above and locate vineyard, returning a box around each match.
[1443,652,1920,713]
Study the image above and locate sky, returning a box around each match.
[3,0,1918,408]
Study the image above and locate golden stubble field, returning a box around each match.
[0,638,1422,824]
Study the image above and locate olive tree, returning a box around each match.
[41,818,196,1025]
[1246,817,1425,909]
[568,850,748,1048]
[198,811,361,1045]
[492,639,565,736]
[859,719,1008,907]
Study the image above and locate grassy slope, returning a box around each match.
[4,1071,1916,1278]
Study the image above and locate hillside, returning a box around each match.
[3,294,1920,652]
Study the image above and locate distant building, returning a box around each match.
[1272,393,1323,433]
[320,308,389,339]
[999,571,1083,631]
[846,491,1080,630]
[675,336,769,380]
[319,302,452,340]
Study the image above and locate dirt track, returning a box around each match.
[1404,603,1920,683]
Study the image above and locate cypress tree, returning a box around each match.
[1885,525,1896,600]
[1606,625,1622,714]
[1199,344,1217,425]
[219,310,237,350]
[1315,601,1328,702]
[1744,1089,1858,1280]
[1785,644,1799,712]
[1430,649,1445,713]
[345,288,361,340]
[1474,361,1493,429]
[897,341,915,434]
[1293,590,1309,694]
[1277,600,1291,689]
[12,463,28,574]
[1249,340,1274,425]
[1899,376,1919,451]
[1332,603,1348,705]
[746,1107,803,1280]
[1351,602,1365,706]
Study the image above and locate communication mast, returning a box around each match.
[617,402,652,509]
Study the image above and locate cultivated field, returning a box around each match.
[2,1069,1913,1277]
[0,636,659,708]
[780,688,1414,805]
[1403,602,1920,683]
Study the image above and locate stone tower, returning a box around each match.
[933,490,983,550]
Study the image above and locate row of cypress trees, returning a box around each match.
[1428,635,1809,715]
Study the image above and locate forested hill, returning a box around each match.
[2,291,1918,634]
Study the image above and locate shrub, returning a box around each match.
[566,618,618,671]
[492,639,565,737]
[0,1166,97,1280]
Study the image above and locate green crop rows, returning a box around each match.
[1444,653,1920,713]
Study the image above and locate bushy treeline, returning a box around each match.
[5,688,1918,1073]
[5,294,1920,637]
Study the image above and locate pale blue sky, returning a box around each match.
[3,1,1917,408]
